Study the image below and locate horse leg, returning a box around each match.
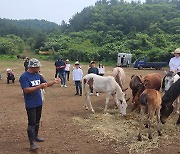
[138,106,145,141]
[87,94,95,113]
[148,109,155,140]
[104,93,110,113]
[84,86,94,112]
[156,107,162,136]
[112,93,119,109]
[84,93,89,110]
[176,114,180,125]
[175,96,180,114]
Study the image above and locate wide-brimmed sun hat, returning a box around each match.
[6,68,11,72]
[28,58,41,68]
[90,61,95,64]
[75,61,79,65]
[171,48,180,54]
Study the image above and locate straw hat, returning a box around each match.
[90,61,95,64]
[171,48,180,54]
[75,61,79,65]
[66,59,69,62]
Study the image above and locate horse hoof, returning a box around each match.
[176,111,180,114]
[158,132,162,136]
[148,135,152,140]
[176,122,180,126]
[92,110,95,114]
[137,135,142,141]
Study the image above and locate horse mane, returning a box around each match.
[162,78,180,106]
[166,71,174,77]
[133,75,143,84]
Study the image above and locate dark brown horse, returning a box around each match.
[129,75,143,99]
[138,89,162,141]
[131,73,162,111]
[160,78,180,125]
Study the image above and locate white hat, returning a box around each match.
[75,61,79,65]
[6,68,11,72]
[171,48,180,54]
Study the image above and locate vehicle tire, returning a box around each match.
[155,67,161,70]
[138,66,143,70]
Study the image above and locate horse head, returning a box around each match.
[164,71,175,92]
[160,104,174,124]
[131,83,145,111]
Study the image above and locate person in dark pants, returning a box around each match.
[65,59,71,81]
[19,58,59,151]
[6,68,15,84]
[24,57,29,71]
[72,61,83,96]
[88,61,99,96]
[55,57,67,87]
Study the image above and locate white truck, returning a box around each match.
[117,53,132,67]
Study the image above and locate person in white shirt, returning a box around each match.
[72,61,83,96]
[98,63,105,76]
[65,59,71,81]
[169,48,180,76]
[162,48,180,91]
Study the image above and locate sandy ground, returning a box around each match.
[0,59,179,154]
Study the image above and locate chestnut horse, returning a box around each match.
[138,89,162,141]
[160,78,180,125]
[130,73,162,111]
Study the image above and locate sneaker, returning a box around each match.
[64,85,67,88]
[79,94,82,96]
[96,93,99,96]
[75,93,79,95]
[60,85,63,87]
[90,93,93,95]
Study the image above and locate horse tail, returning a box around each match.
[139,93,148,106]
[82,78,86,97]
[116,82,123,100]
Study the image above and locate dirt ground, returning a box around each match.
[0,59,179,154]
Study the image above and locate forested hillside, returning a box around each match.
[0,0,180,63]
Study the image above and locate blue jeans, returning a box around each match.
[75,81,82,94]
[59,72,66,85]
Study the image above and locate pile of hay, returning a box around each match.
[73,109,180,154]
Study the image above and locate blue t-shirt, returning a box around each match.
[19,72,46,109]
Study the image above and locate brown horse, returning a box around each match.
[129,74,143,99]
[143,73,162,90]
[138,89,162,141]
[131,73,162,111]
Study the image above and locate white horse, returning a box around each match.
[164,71,180,114]
[83,74,127,115]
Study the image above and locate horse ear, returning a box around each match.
[139,75,143,78]
[131,74,135,79]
